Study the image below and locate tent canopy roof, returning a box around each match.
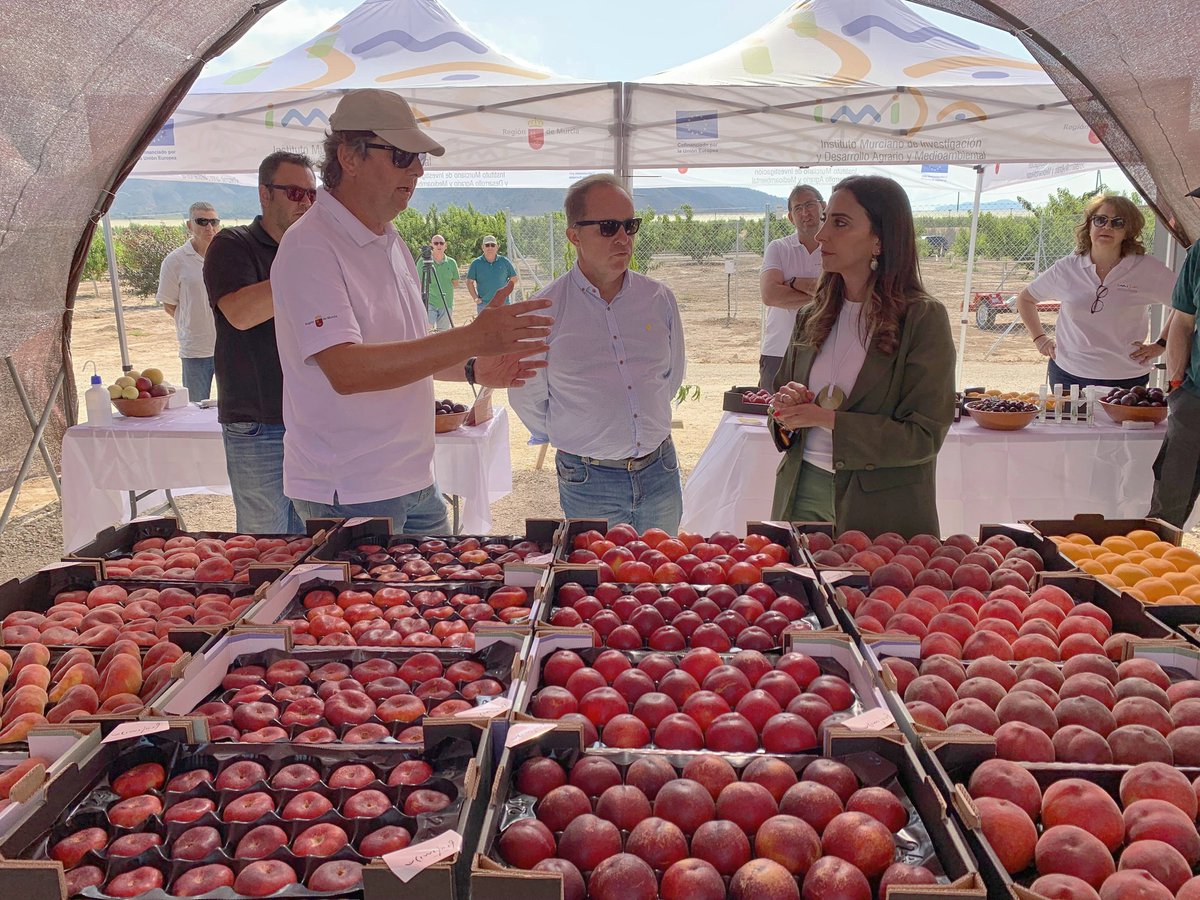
[643,0,1049,88]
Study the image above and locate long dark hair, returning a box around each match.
[799,175,928,356]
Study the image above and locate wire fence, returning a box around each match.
[503,197,1163,392]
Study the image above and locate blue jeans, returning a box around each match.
[181,356,214,401]
[292,483,450,534]
[555,439,683,533]
[428,307,453,331]
[1047,358,1149,392]
[222,422,303,534]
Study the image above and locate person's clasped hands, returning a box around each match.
[770,381,824,429]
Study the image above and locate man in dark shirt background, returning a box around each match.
[203,151,316,532]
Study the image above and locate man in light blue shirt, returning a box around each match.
[466,234,518,314]
[510,174,686,531]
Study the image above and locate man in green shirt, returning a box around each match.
[1149,188,1200,526]
[421,233,459,331]
[467,234,518,314]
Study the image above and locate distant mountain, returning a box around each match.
[110,179,786,219]
[931,198,1025,213]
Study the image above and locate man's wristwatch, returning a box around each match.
[1155,337,1168,348]
[788,276,801,292]
[464,357,477,386]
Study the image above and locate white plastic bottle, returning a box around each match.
[85,373,113,425]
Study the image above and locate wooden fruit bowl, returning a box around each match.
[965,402,1038,431]
[1098,399,1168,424]
[435,411,468,433]
[112,395,169,417]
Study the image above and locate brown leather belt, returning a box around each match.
[579,438,671,472]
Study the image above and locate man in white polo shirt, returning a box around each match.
[758,185,824,389]
[271,89,552,529]
[158,201,219,400]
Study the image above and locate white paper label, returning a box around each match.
[454,697,512,719]
[102,720,170,743]
[342,517,374,528]
[523,553,554,566]
[505,722,557,747]
[382,830,463,882]
[841,707,895,731]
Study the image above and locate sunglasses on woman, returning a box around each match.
[264,184,317,203]
[364,143,427,170]
[574,218,642,237]
[1090,214,1126,229]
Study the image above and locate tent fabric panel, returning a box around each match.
[913,0,1200,244]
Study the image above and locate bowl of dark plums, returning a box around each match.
[965,397,1040,431]
[1098,385,1169,423]
[435,398,470,432]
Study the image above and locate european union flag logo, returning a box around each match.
[150,120,175,146]
[676,110,718,141]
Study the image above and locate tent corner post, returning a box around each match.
[101,214,133,373]
[955,166,986,391]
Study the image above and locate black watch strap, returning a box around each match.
[465,357,477,386]
[1156,337,1168,348]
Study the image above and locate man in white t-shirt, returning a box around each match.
[758,185,824,389]
[271,89,552,530]
[157,202,219,400]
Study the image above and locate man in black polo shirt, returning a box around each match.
[203,151,316,532]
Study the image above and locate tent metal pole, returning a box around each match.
[102,214,133,374]
[4,356,61,497]
[955,166,985,390]
[0,365,65,538]
[615,83,630,192]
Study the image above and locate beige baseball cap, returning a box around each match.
[482,235,498,246]
[330,89,445,156]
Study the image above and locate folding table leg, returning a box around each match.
[4,357,61,497]
[442,493,462,533]
[0,365,65,538]
[128,489,188,530]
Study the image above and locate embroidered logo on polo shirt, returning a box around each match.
[305,314,339,328]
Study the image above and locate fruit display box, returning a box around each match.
[153,629,524,746]
[721,386,770,415]
[241,562,540,649]
[0,562,263,652]
[1021,513,1183,548]
[512,629,890,755]
[534,564,839,653]
[836,572,1188,758]
[65,517,324,582]
[934,743,1200,899]
[470,722,985,899]
[0,719,491,899]
[305,516,563,585]
[0,630,217,749]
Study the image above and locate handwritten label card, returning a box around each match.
[102,721,170,743]
[505,722,557,747]
[840,707,895,731]
[383,831,463,882]
[454,697,512,719]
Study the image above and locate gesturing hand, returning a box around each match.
[470,294,553,358]
[475,352,546,388]
[1129,341,1165,364]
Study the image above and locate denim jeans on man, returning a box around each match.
[555,438,683,533]
[181,356,215,402]
[428,307,452,332]
[222,422,303,533]
[292,483,450,533]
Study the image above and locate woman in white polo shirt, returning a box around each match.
[1016,194,1176,391]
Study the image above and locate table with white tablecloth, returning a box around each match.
[60,405,512,551]
[681,411,1194,537]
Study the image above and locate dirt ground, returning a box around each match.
[0,254,1156,582]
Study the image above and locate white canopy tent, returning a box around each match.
[624,0,1116,386]
[132,0,620,179]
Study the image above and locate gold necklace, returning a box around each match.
[816,304,863,410]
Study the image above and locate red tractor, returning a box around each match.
[970,291,1059,330]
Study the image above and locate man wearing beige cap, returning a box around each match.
[467,234,518,314]
[271,88,552,528]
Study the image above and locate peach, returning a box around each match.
[879,862,938,894]
[962,630,1013,660]
[1029,874,1102,899]
[588,853,658,900]
[498,819,557,869]
[1180,877,1200,900]
[780,780,843,834]
[957,676,1007,706]
[568,756,622,796]
[905,700,947,730]
[1109,724,1173,765]
[692,818,753,875]
[1115,678,1170,708]
[976,796,1036,873]
[821,811,895,879]
[845,786,906,832]
[920,654,966,688]
[625,816,688,871]
[742,757,798,803]
[1113,697,1173,736]
[625,756,675,801]
[801,856,870,900]
[730,858,802,900]
[967,758,1042,818]
[1122,762,1197,818]
[1118,840,1191,893]
[994,721,1055,762]
[1059,633,1107,659]
[1036,824,1115,889]
[903,674,957,714]
[1168,726,1200,765]
[1124,798,1200,864]
[1055,696,1116,736]
[660,859,725,900]
[1042,779,1123,851]
[1098,870,1173,899]
[654,778,716,834]
[997,691,1058,734]
[595,785,652,832]
[919,632,963,658]
[1054,725,1113,764]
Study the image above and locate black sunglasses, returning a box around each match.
[1091,283,1109,314]
[265,184,317,203]
[431,240,445,245]
[1090,214,1126,229]
[364,143,427,169]
[192,217,220,227]
[574,217,642,237]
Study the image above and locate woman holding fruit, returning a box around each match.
[1016,193,1177,391]
[769,175,955,536]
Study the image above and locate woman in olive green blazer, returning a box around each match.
[769,176,956,537]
